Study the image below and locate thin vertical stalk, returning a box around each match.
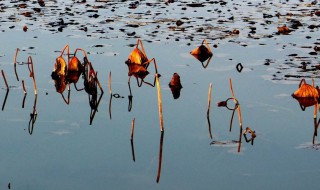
[130,118,135,140]
[156,131,164,183]
[229,78,243,152]
[156,74,164,132]
[108,71,112,94]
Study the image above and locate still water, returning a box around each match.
[0,0,319,189]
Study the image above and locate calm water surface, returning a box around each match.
[0,0,319,189]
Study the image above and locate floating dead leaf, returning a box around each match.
[277,25,290,34]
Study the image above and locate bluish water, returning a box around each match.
[0,0,319,189]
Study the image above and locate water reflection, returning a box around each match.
[292,79,320,144]
[28,94,38,135]
[51,45,104,124]
[190,39,213,68]
[156,131,164,183]
[168,73,182,99]
[211,79,248,152]
[1,69,9,111]
[130,118,135,162]
[125,39,160,111]
[2,89,9,111]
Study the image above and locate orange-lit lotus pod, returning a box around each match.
[190,39,213,68]
[168,73,182,99]
[67,56,83,83]
[294,97,318,110]
[51,57,67,93]
[277,25,290,34]
[125,39,159,87]
[292,79,319,99]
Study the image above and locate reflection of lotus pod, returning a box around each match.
[292,80,319,99]
[169,73,182,99]
[293,97,318,109]
[190,44,213,63]
[127,64,149,79]
[53,75,67,93]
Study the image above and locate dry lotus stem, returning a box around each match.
[27,56,37,95]
[156,74,164,132]
[1,70,9,90]
[22,80,27,94]
[130,118,135,140]
[14,48,20,81]
[108,71,112,94]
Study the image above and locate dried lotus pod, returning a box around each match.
[190,39,213,68]
[168,73,182,89]
[67,56,83,83]
[168,73,182,99]
[292,79,319,99]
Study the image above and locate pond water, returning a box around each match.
[0,0,319,189]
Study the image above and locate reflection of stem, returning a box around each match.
[1,70,9,90]
[109,94,112,120]
[156,131,164,183]
[207,83,212,116]
[130,139,136,162]
[2,89,9,111]
[89,91,104,125]
[207,115,212,139]
[313,117,319,144]
[229,108,236,132]
[128,77,133,112]
[28,94,38,135]
[14,48,20,81]
[22,93,27,108]
[156,74,164,132]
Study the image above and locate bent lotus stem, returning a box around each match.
[74,48,88,59]
[156,131,164,183]
[137,39,147,60]
[229,78,243,152]
[27,56,37,95]
[14,48,20,81]
[60,44,70,62]
[1,70,9,90]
